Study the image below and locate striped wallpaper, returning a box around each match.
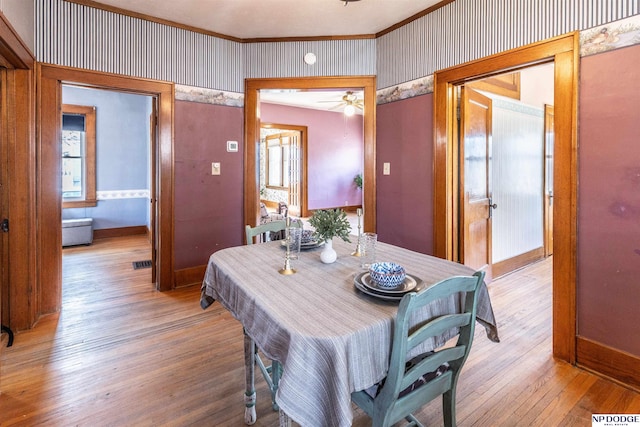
[377,0,640,89]
[36,0,244,92]
[36,0,640,93]
[243,39,376,80]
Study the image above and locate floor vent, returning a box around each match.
[132,260,153,270]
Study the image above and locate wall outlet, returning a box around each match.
[211,162,221,175]
[383,162,391,175]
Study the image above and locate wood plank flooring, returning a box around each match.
[1,235,638,426]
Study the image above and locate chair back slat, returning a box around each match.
[406,313,473,353]
[399,346,465,392]
[245,220,301,245]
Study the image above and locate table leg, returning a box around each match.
[243,331,257,425]
[279,409,292,427]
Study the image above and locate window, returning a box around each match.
[62,104,97,208]
[266,132,297,189]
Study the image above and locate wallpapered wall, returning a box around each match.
[174,100,244,270]
[577,44,640,356]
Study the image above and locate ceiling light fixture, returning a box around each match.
[343,104,356,116]
[341,0,361,6]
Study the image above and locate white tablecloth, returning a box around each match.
[201,239,498,427]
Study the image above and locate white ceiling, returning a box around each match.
[91,0,444,39]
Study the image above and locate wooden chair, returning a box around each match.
[351,271,485,427]
[242,219,303,421]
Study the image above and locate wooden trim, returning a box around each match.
[433,33,579,364]
[37,64,175,317]
[244,76,376,237]
[174,265,206,288]
[492,247,545,279]
[0,12,35,69]
[93,226,148,240]
[261,122,309,217]
[376,0,455,38]
[244,34,376,43]
[0,0,37,333]
[467,72,521,100]
[6,69,37,330]
[61,104,97,209]
[65,0,243,43]
[577,337,640,391]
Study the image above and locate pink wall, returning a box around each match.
[261,103,363,210]
[376,94,434,254]
[578,45,640,356]
[174,101,244,270]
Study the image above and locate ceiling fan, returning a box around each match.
[319,91,364,116]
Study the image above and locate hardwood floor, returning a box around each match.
[1,236,638,426]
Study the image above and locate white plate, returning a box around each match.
[359,272,418,295]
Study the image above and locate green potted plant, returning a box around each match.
[353,173,363,190]
[309,208,351,264]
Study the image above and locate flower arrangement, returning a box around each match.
[308,208,351,244]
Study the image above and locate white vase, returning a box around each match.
[320,238,337,264]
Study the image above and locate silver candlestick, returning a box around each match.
[352,208,363,257]
[279,225,297,275]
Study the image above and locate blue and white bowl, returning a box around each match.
[301,229,314,244]
[369,262,406,289]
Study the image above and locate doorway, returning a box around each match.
[38,65,174,317]
[433,33,579,363]
[260,124,307,217]
[244,76,376,233]
[458,63,555,281]
[61,85,155,289]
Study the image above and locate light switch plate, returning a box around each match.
[383,162,391,175]
[212,162,221,175]
[227,141,238,152]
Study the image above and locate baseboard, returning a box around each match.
[174,265,206,288]
[577,336,640,391]
[492,247,545,278]
[93,226,148,240]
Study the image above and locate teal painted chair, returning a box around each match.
[245,218,302,245]
[352,271,485,427]
[242,219,303,422]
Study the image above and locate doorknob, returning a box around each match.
[489,198,497,210]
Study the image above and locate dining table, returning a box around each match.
[200,237,499,427]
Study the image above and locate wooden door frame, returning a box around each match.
[0,12,37,332]
[37,64,174,317]
[260,123,308,217]
[544,104,555,257]
[433,33,579,363]
[245,76,376,232]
